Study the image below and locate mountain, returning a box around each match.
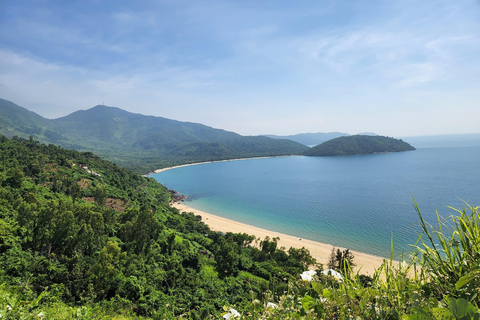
[0,98,309,172]
[264,132,350,146]
[0,98,58,140]
[305,135,415,156]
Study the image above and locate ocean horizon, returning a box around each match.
[152,146,480,258]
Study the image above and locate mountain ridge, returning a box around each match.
[0,98,308,172]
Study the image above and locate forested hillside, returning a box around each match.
[305,135,415,156]
[0,135,315,319]
[0,99,309,173]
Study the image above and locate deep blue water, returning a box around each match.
[151,147,480,258]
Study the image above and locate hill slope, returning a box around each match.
[0,99,309,172]
[0,135,315,318]
[305,135,415,156]
[0,98,61,142]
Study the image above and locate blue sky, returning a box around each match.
[1,0,479,136]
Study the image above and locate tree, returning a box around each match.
[93,186,107,206]
[5,167,24,188]
[327,246,337,270]
[328,247,355,272]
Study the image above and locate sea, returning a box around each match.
[151,146,480,259]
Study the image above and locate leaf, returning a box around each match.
[431,306,454,320]
[322,288,332,299]
[450,298,468,318]
[301,295,316,310]
[456,270,480,290]
[445,297,480,320]
[311,281,322,295]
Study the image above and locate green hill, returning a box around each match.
[0,135,315,319]
[0,99,309,172]
[305,135,415,156]
[0,98,62,142]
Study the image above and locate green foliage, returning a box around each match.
[306,134,416,156]
[1,135,479,319]
[0,98,309,173]
[412,200,480,303]
[0,135,317,319]
[222,203,480,319]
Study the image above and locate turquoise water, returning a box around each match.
[151,147,480,258]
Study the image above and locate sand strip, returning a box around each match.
[153,156,292,174]
[172,202,389,276]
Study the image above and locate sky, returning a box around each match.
[1,0,479,137]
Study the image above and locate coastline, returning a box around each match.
[153,157,393,275]
[171,201,388,275]
[152,156,294,174]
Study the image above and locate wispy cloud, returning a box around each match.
[1,0,479,135]
[393,63,440,88]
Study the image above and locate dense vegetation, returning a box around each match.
[0,99,309,173]
[305,135,415,156]
[0,136,479,318]
[0,135,318,319]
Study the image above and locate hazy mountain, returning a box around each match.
[264,132,350,146]
[305,135,415,156]
[0,99,309,172]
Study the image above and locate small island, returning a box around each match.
[305,135,416,156]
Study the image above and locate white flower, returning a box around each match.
[37,312,45,319]
[321,269,344,282]
[266,302,277,309]
[319,297,327,303]
[300,270,317,281]
[6,305,12,310]
[223,308,241,319]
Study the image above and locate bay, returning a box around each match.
[151,147,480,258]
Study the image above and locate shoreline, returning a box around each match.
[171,202,388,275]
[151,156,295,174]
[153,156,392,275]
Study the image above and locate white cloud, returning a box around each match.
[393,63,440,88]
[1,1,479,136]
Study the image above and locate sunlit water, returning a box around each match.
[151,147,480,258]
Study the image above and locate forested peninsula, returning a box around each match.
[305,135,416,156]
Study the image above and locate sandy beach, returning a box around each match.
[152,158,392,275]
[171,202,388,275]
[153,156,290,174]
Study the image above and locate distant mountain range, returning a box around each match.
[0,98,308,173]
[264,132,378,146]
[6,97,475,173]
